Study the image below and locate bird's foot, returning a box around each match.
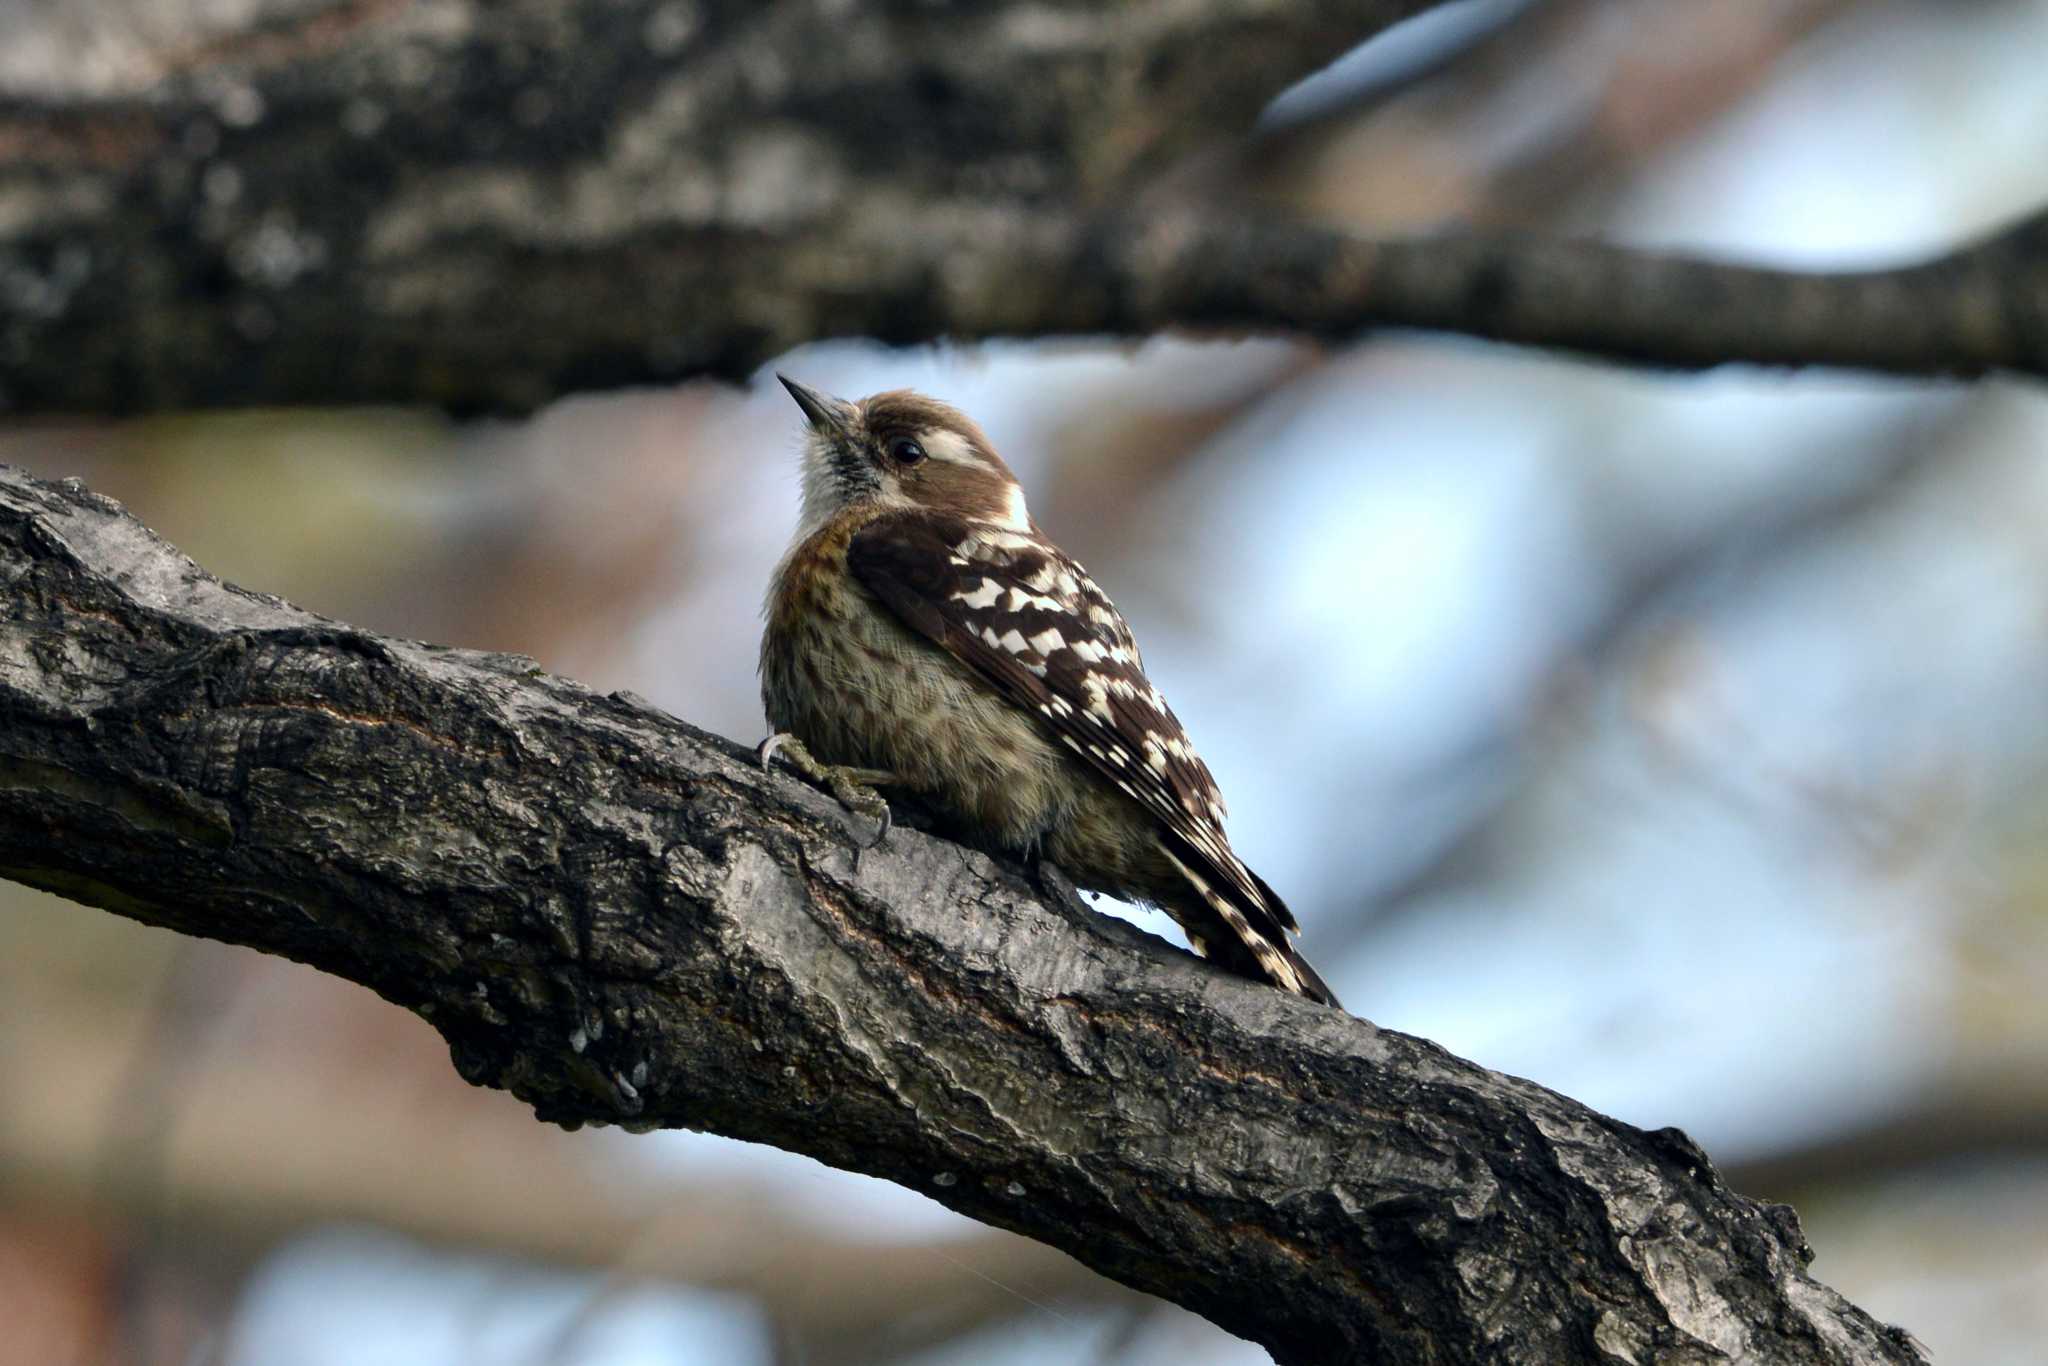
[756,733,893,849]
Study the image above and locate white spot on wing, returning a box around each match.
[1028,627,1066,655]
[978,530,1039,552]
[954,578,1003,609]
[1005,587,1063,613]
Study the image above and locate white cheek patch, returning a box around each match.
[869,487,918,519]
[997,482,1031,532]
[919,429,1028,533]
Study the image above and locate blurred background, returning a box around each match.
[5,0,2048,1361]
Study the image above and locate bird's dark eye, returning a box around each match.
[888,436,927,466]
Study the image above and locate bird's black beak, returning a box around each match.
[778,374,856,440]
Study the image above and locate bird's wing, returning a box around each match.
[848,512,1309,964]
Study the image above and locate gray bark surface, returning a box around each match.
[3,0,2045,416]
[0,0,1434,413]
[0,461,1930,1363]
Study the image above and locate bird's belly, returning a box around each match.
[762,600,1076,850]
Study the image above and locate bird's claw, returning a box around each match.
[755,732,793,770]
[756,732,893,849]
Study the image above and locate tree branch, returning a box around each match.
[4,0,2042,417]
[0,461,1930,1363]
[998,208,2048,382]
[0,0,1446,414]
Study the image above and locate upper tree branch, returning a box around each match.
[0,465,1928,1364]
[3,0,2040,416]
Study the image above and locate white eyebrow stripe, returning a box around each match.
[913,428,1030,531]
[920,430,988,468]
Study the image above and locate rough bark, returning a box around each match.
[0,0,1440,414]
[0,464,1932,1364]
[4,0,2045,417]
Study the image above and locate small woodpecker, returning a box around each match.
[758,376,1341,1007]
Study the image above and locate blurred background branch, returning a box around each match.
[0,0,1446,413]
[5,943,1134,1366]
[4,0,2045,417]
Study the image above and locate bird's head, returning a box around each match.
[777,375,1030,537]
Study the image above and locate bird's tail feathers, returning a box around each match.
[1160,847,1344,1010]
